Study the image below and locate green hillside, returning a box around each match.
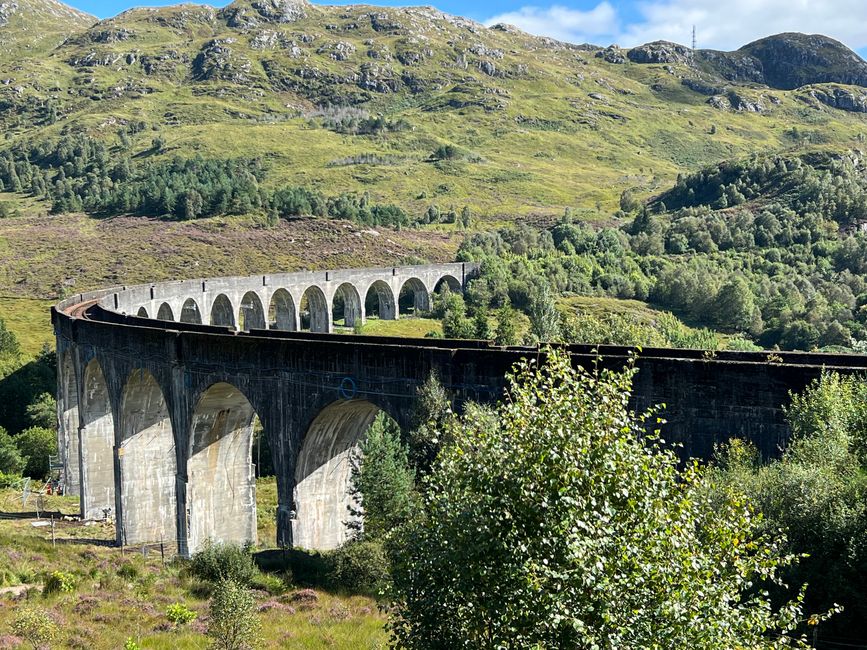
[1,1,867,221]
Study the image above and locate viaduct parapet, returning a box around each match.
[53,262,867,557]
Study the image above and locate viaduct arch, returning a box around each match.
[53,262,867,557]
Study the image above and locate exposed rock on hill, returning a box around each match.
[696,33,867,90]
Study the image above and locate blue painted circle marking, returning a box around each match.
[338,376,357,400]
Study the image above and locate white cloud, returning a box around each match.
[484,0,867,53]
[484,2,619,45]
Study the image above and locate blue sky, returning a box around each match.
[66,0,867,56]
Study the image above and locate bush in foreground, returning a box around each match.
[191,541,257,586]
[388,350,827,649]
[208,579,261,650]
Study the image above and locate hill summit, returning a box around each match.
[0,0,94,53]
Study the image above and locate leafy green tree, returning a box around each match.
[25,392,56,429]
[407,373,451,475]
[0,317,21,361]
[711,372,867,640]
[207,579,261,650]
[527,282,561,343]
[16,426,57,479]
[348,412,416,541]
[712,276,762,334]
[493,305,519,346]
[440,292,474,339]
[388,351,820,649]
[0,427,25,475]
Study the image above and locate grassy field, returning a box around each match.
[0,477,388,649]
[0,297,54,357]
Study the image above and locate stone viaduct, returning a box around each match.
[53,262,867,557]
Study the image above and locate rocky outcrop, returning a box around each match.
[595,45,625,64]
[627,40,691,65]
[681,77,723,96]
[250,0,307,23]
[192,38,254,83]
[811,86,867,112]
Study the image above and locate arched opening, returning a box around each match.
[238,291,266,331]
[364,280,396,321]
[156,302,174,321]
[434,274,462,294]
[136,306,149,318]
[187,383,260,554]
[119,369,176,545]
[293,399,398,550]
[398,277,430,317]
[180,298,203,324]
[300,286,329,333]
[80,359,116,520]
[59,351,80,497]
[210,294,235,328]
[331,283,363,330]
[268,289,297,331]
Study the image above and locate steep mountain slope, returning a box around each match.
[0,0,94,54]
[0,2,866,220]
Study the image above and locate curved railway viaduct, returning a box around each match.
[53,262,867,557]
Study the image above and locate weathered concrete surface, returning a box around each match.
[292,400,379,550]
[187,383,257,554]
[53,263,867,556]
[80,359,115,520]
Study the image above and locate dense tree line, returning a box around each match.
[456,152,867,352]
[0,133,421,228]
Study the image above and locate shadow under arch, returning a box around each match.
[239,291,266,331]
[300,285,329,333]
[59,350,80,497]
[364,280,396,321]
[434,274,462,294]
[180,298,203,324]
[156,302,174,321]
[210,294,235,328]
[136,306,149,318]
[80,358,116,520]
[332,282,363,329]
[398,277,430,316]
[119,368,176,545]
[186,382,261,554]
[293,399,397,550]
[268,288,297,331]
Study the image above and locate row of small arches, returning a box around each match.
[138,275,461,332]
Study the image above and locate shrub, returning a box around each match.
[166,602,197,627]
[12,607,58,649]
[388,350,827,648]
[327,539,389,596]
[208,579,261,650]
[43,571,76,596]
[117,561,140,581]
[191,541,258,586]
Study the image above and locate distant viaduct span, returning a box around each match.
[53,262,867,557]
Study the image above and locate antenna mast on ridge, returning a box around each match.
[692,25,697,51]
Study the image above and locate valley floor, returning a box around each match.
[0,477,387,649]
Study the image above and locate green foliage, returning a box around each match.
[527,282,561,343]
[123,638,141,650]
[165,601,197,627]
[16,426,57,479]
[0,426,25,475]
[0,317,21,361]
[710,372,867,640]
[348,412,416,541]
[207,579,261,650]
[11,606,59,649]
[493,304,519,346]
[406,373,451,475]
[388,351,819,648]
[25,392,55,429]
[327,539,390,596]
[190,541,258,586]
[43,570,76,595]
